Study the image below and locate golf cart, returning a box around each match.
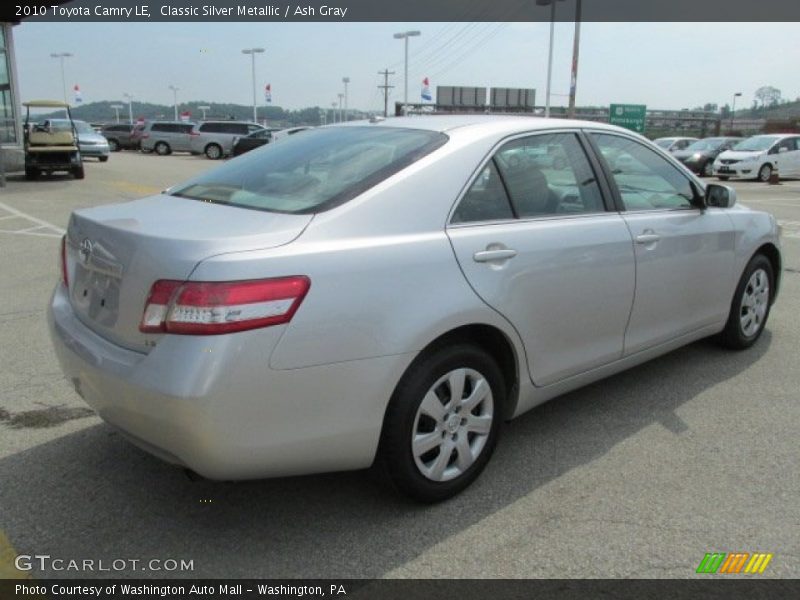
[23,100,84,180]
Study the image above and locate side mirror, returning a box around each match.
[705,183,737,208]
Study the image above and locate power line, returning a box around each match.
[377,69,396,117]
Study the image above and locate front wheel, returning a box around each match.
[99,156,109,163]
[378,344,505,502]
[25,166,40,180]
[72,165,85,180]
[108,139,120,152]
[757,164,773,182]
[718,254,774,350]
[155,141,171,156]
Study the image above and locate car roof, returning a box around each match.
[750,133,796,139]
[23,99,70,108]
[337,114,628,137]
[199,120,260,125]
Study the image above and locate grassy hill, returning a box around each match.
[36,100,362,126]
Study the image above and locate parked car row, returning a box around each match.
[100,120,312,159]
[654,133,800,181]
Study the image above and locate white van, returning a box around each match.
[713,134,800,181]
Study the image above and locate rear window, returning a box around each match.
[170,126,447,214]
[199,122,248,134]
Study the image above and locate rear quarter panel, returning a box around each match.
[188,132,527,371]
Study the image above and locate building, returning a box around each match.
[1,20,22,172]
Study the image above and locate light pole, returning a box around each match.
[567,0,582,119]
[122,93,134,125]
[337,93,344,123]
[730,92,742,132]
[168,85,180,120]
[50,52,73,107]
[536,0,564,118]
[242,47,265,123]
[110,104,124,123]
[331,102,338,124]
[393,30,421,108]
[342,77,350,121]
[198,105,211,120]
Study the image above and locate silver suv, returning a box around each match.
[140,121,196,155]
[189,121,266,159]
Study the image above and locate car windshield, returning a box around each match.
[170,126,448,214]
[685,138,725,152]
[46,119,94,134]
[654,139,675,149]
[733,136,780,152]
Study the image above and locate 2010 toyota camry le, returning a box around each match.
[49,115,781,502]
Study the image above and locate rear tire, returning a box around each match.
[99,156,109,163]
[72,165,85,180]
[24,166,39,180]
[718,254,773,350]
[205,143,223,160]
[155,141,171,156]
[378,344,505,503]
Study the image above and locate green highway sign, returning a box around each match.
[609,104,647,133]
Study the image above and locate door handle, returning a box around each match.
[635,233,661,245]
[473,248,518,263]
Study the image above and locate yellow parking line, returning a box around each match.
[0,530,32,579]
[111,180,162,195]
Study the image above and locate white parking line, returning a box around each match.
[779,220,800,239]
[0,200,65,238]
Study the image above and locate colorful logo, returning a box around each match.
[696,552,773,574]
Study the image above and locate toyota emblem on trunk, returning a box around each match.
[79,238,93,264]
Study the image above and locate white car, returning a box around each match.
[714,134,800,182]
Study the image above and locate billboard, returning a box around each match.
[490,88,535,109]
[436,86,486,107]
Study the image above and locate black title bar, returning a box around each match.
[6,0,800,23]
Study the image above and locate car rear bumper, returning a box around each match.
[80,145,110,158]
[48,283,408,480]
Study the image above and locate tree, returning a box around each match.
[754,86,781,107]
[703,103,718,112]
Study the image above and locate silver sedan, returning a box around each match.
[49,116,781,502]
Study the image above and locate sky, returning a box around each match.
[12,21,800,114]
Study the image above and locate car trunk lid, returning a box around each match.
[65,194,312,353]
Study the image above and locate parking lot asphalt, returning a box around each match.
[0,152,798,579]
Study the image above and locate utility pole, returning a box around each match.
[378,69,396,118]
[567,0,582,119]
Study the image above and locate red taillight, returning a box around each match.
[139,277,310,335]
[60,235,69,288]
[139,280,182,333]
